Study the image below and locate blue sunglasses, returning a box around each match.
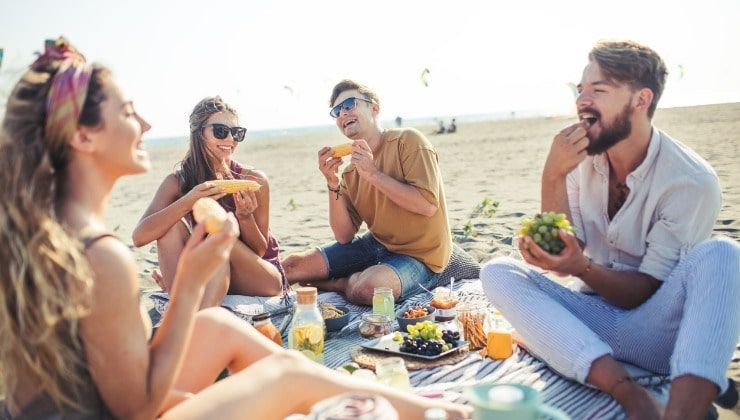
[330,97,374,118]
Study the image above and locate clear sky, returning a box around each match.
[1,0,739,138]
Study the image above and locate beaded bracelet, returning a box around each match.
[327,184,341,200]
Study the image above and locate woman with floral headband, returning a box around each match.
[132,96,284,307]
[0,38,470,420]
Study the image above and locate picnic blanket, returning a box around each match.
[152,278,722,419]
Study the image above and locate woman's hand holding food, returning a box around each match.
[176,201,238,289]
[183,181,226,207]
[233,190,259,219]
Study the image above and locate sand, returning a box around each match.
[107,102,739,297]
[1,103,737,416]
[104,102,739,418]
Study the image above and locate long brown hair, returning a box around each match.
[0,56,109,412]
[177,96,240,195]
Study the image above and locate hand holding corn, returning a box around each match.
[318,146,344,188]
[192,197,228,233]
[210,179,261,194]
[233,190,258,218]
[183,181,226,207]
[175,213,238,290]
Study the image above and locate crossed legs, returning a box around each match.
[481,238,740,419]
[282,248,403,304]
[157,222,282,308]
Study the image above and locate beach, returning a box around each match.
[109,102,740,296]
[105,101,739,418]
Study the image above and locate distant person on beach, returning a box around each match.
[132,96,284,307]
[395,115,402,127]
[0,38,471,420]
[282,79,454,305]
[436,119,446,134]
[481,40,740,419]
[447,118,457,133]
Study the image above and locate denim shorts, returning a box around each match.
[318,232,440,300]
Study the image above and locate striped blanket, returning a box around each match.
[153,279,731,419]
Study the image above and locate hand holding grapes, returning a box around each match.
[518,212,589,276]
[519,228,590,276]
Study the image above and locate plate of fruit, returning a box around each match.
[360,321,466,360]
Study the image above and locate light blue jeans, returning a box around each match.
[481,237,740,393]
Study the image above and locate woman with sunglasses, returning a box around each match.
[133,96,284,307]
[0,38,471,420]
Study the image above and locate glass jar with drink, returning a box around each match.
[288,287,325,364]
[372,287,395,319]
[375,357,410,390]
[252,313,282,346]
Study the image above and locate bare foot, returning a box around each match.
[152,269,169,293]
[616,382,663,420]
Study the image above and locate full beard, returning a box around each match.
[586,103,633,155]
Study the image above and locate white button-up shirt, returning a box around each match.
[567,128,721,284]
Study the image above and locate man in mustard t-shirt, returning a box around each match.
[282,79,452,305]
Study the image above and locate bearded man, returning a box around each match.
[481,40,739,419]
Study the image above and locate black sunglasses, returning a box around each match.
[329,97,374,118]
[202,123,247,142]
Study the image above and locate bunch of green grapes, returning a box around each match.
[406,320,443,340]
[518,212,575,255]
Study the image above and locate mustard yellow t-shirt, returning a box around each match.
[340,128,451,273]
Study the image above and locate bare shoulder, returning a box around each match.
[244,168,269,187]
[84,237,139,296]
[147,173,184,208]
[160,172,183,194]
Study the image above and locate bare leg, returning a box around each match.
[586,355,662,419]
[345,265,402,306]
[161,351,471,420]
[200,263,229,308]
[157,223,229,308]
[172,308,282,391]
[156,222,190,293]
[228,241,282,296]
[664,374,718,420]
[156,308,283,414]
[304,276,349,293]
[282,248,330,284]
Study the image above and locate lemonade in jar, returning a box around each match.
[288,287,325,364]
[372,287,395,319]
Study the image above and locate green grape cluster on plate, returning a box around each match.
[392,321,460,356]
[518,212,575,255]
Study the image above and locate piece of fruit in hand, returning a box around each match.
[517,212,575,254]
[192,197,228,234]
[330,143,353,158]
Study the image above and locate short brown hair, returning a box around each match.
[328,79,379,107]
[589,40,668,118]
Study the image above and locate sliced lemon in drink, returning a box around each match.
[302,325,323,345]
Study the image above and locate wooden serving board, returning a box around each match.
[350,343,470,371]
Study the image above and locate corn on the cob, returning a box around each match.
[211,179,261,194]
[331,143,353,158]
[192,197,227,233]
